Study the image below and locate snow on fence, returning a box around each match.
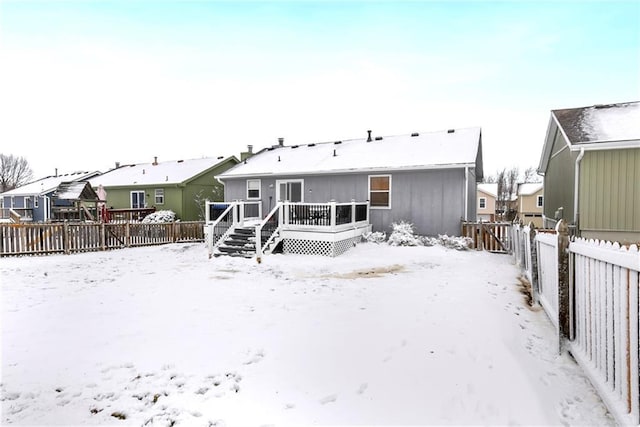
[569,239,640,425]
[0,222,205,256]
[512,220,640,425]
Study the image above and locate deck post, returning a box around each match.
[255,224,262,263]
[330,201,336,231]
[351,199,356,225]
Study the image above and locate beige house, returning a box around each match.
[516,183,544,228]
[477,183,497,222]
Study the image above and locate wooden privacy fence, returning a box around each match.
[512,220,640,425]
[461,221,512,252]
[0,222,205,256]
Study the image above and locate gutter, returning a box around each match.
[464,167,469,221]
[573,147,585,225]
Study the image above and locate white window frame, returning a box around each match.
[368,174,392,209]
[34,196,39,208]
[276,179,304,203]
[479,197,486,209]
[10,196,15,208]
[154,189,164,205]
[246,179,261,200]
[130,191,146,209]
[537,195,543,208]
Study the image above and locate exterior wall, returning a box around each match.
[543,127,578,227]
[477,190,496,222]
[182,172,225,221]
[518,188,544,228]
[104,186,184,217]
[466,168,477,223]
[223,167,469,236]
[579,148,640,241]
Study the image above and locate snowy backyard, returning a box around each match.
[1,241,614,426]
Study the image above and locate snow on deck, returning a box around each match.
[0,243,613,426]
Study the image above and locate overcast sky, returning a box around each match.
[1,0,638,180]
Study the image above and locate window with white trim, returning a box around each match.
[131,191,145,209]
[537,195,543,208]
[247,179,261,199]
[155,189,164,205]
[369,175,391,208]
[479,197,486,209]
[34,197,39,208]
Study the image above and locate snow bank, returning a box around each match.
[365,221,473,250]
[142,210,177,223]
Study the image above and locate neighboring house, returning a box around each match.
[477,183,498,222]
[537,101,640,243]
[217,127,484,236]
[90,156,239,221]
[516,182,544,228]
[0,171,101,222]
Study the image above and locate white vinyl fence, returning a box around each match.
[512,221,640,426]
[569,239,640,425]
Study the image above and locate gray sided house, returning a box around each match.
[218,127,484,236]
[0,171,101,222]
[537,101,640,243]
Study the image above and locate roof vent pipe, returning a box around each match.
[333,149,337,157]
[278,137,284,146]
[115,162,120,169]
[153,156,158,165]
[248,145,253,153]
[447,129,455,134]
[367,130,372,142]
[55,168,58,177]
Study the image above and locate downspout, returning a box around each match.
[464,167,469,221]
[573,147,585,227]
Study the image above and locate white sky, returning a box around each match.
[1,0,638,180]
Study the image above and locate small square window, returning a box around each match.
[155,189,165,205]
[247,179,261,199]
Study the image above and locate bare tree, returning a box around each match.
[522,166,541,183]
[0,154,33,192]
[194,186,224,221]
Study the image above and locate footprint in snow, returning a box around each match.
[356,383,368,395]
[319,394,338,405]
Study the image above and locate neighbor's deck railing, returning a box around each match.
[106,208,156,223]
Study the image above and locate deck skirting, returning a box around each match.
[281,224,371,257]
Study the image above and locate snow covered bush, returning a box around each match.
[142,210,177,223]
[438,234,473,250]
[387,221,423,246]
[362,231,387,244]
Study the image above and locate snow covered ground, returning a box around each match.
[1,242,614,426]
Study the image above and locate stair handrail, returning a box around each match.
[206,202,238,259]
[255,202,283,263]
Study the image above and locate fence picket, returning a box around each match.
[0,222,205,257]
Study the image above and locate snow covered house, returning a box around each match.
[90,156,238,222]
[0,171,101,223]
[516,183,544,228]
[476,183,498,222]
[537,101,640,243]
[217,127,484,237]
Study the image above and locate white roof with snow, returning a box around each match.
[219,127,482,178]
[1,171,100,196]
[90,157,234,187]
[477,183,498,198]
[518,183,543,196]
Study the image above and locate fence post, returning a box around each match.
[100,222,106,251]
[479,221,484,251]
[63,222,70,254]
[556,219,571,353]
[125,222,130,247]
[528,223,539,304]
[255,224,263,264]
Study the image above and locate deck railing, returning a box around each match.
[106,208,156,223]
[0,208,34,222]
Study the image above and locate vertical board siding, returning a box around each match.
[581,148,640,233]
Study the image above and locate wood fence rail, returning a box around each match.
[0,222,205,256]
[461,221,512,252]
